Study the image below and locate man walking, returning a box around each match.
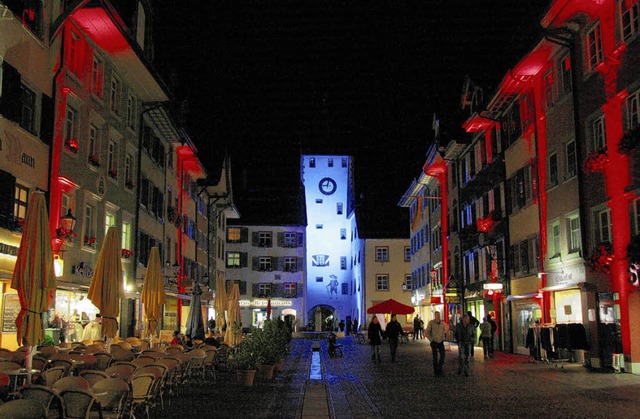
[426,311,448,376]
[455,314,476,376]
[487,314,497,357]
[385,313,403,363]
[467,311,479,357]
[413,315,420,340]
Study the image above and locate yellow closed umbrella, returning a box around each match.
[141,247,165,339]
[224,282,242,346]
[88,226,122,339]
[213,272,227,333]
[11,191,56,350]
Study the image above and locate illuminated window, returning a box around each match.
[549,220,561,258]
[375,247,389,261]
[258,231,272,247]
[122,222,131,252]
[105,212,115,233]
[13,185,28,220]
[259,256,272,271]
[565,140,577,179]
[19,84,35,134]
[586,23,604,71]
[376,274,389,291]
[284,257,297,272]
[566,214,581,254]
[110,76,121,114]
[548,152,558,188]
[227,227,241,242]
[226,252,240,268]
[620,0,640,41]
[592,116,606,150]
[284,283,296,297]
[91,55,104,97]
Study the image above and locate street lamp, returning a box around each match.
[57,209,77,238]
[164,261,181,286]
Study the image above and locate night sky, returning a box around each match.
[153,0,550,237]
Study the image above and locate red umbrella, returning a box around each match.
[367,299,414,315]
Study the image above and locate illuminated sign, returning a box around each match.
[72,262,94,278]
[483,283,504,290]
[0,242,19,256]
[239,299,293,307]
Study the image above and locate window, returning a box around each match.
[226,252,240,268]
[110,76,121,114]
[126,93,136,129]
[328,158,333,167]
[340,228,346,240]
[593,116,606,150]
[597,208,612,244]
[82,204,95,245]
[315,198,323,204]
[258,231,272,247]
[544,70,555,108]
[560,54,572,95]
[88,124,100,165]
[342,283,348,295]
[13,185,28,220]
[122,222,131,252]
[337,202,343,215]
[19,84,35,134]
[284,257,297,272]
[259,256,272,271]
[549,221,561,258]
[405,274,412,290]
[258,283,272,296]
[375,247,389,261]
[404,246,411,261]
[316,277,323,283]
[284,283,297,297]
[620,0,640,41]
[548,153,558,187]
[124,154,133,186]
[340,256,347,270]
[105,212,115,234]
[309,158,315,168]
[626,90,640,129]
[342,157,347,167]
[316,224,323,229]
[376,274,389,291]
[587,23,604,71]
[68,31,81,75]
[228,227,241,242]
[108,140,118,178]
[565,141,577,179]
[566,214,581,254]
[284,231,297,247]
[64,105,78,141]
[91,55,104,97]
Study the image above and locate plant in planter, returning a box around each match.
[229,340,259,386]
[88,154,100,167]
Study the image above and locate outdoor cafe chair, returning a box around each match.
[203,349,217,380]
[164,347,183,356]
[93,353,113,371]
[19,384,65,418]
[37,346,58,359]
[52,376,90,392]
[105,365,136,382]
[188,349,206,381]
[133,365,165,410]
[109,346,134,363]
[10,351,26,366]
[0,398,47,419]
[131,358,153,369]
[129,373,157,419]
[152,359,178,398]
[59,388,103,419]
[0,362,23,372]
[0,348,13,360]
[49,359,72,377]
[86,344,107,354]
[41,367,65,388]
[92,378,129,419]
[79,370,109,387]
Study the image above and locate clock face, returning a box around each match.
[319,177,337,195]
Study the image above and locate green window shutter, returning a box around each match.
[240,227,249,242]
[277,232,285,247]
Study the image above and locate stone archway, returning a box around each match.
[307,304,337,332]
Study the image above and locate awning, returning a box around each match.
[539,282,587,292]
[506,292,539,301]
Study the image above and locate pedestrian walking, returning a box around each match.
[487,314,497,357]
[346,319,352,335]
[455,314,476,376]
[467,311,480,357]
[425,311,448,376]
[479,317,492,359]
[368,316,384,363]
[385,313,403,362]
[419,317,425,339]
[353,319,359,333]
[413,315,420,340]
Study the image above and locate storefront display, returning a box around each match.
[53,290,99,343]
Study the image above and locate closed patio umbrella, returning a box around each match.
[11,191,56,366]
[225,282,242,346]
[213,272,227,333]
[185,284,205,340]
[141,247,165,340]
[87,226,122,339]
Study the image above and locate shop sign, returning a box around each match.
[446,295,461,304]
[72,262,94,278]
[0,242,19,256]
[239,299,293,307]
[547,265,584,288]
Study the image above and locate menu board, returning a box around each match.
[2,294,21,333]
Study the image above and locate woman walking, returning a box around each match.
[368,316,384,363]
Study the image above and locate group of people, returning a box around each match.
[49,311,103,343]
[365,310,497,377]
[412,315,425,340]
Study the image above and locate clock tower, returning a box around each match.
[301,155,363,332]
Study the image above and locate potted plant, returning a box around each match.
[229,341,259,386]
[251,328,279,380]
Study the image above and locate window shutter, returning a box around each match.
[297,257,304,272]
[240,227,249,242]
[240,252,248,268]
[276,257,284,271]
[40,94,54,145]
[251,231,258,246]
[239,281,247,295]
[593,211,601,244]
[251,256,259,271]
[277,232,284,247]
[0,62,21,123]
[297,232,304,247]
[251,283,259,297]
[0,170,15,229]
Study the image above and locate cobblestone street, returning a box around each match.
[159,336,640,418]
